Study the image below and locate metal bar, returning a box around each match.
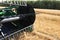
[14,0,16,4]
[2,0,3,3]
[0,25,32,40]
[0,0,27,6]
[1,13,34,23]
[1,16,20,23]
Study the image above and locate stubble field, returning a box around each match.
[17,9,60,40]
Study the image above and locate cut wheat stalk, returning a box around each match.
[32,31,60,40]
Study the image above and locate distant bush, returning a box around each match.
[0,1,60,10]
[27,1,60,10]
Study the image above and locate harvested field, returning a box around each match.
[0,6,60,40]
[17,9,60,40]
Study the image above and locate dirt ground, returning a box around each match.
[17,9,60,40]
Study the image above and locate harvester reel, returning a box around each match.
[0,3,35,40]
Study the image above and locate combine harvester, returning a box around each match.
[0,0,35,40]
